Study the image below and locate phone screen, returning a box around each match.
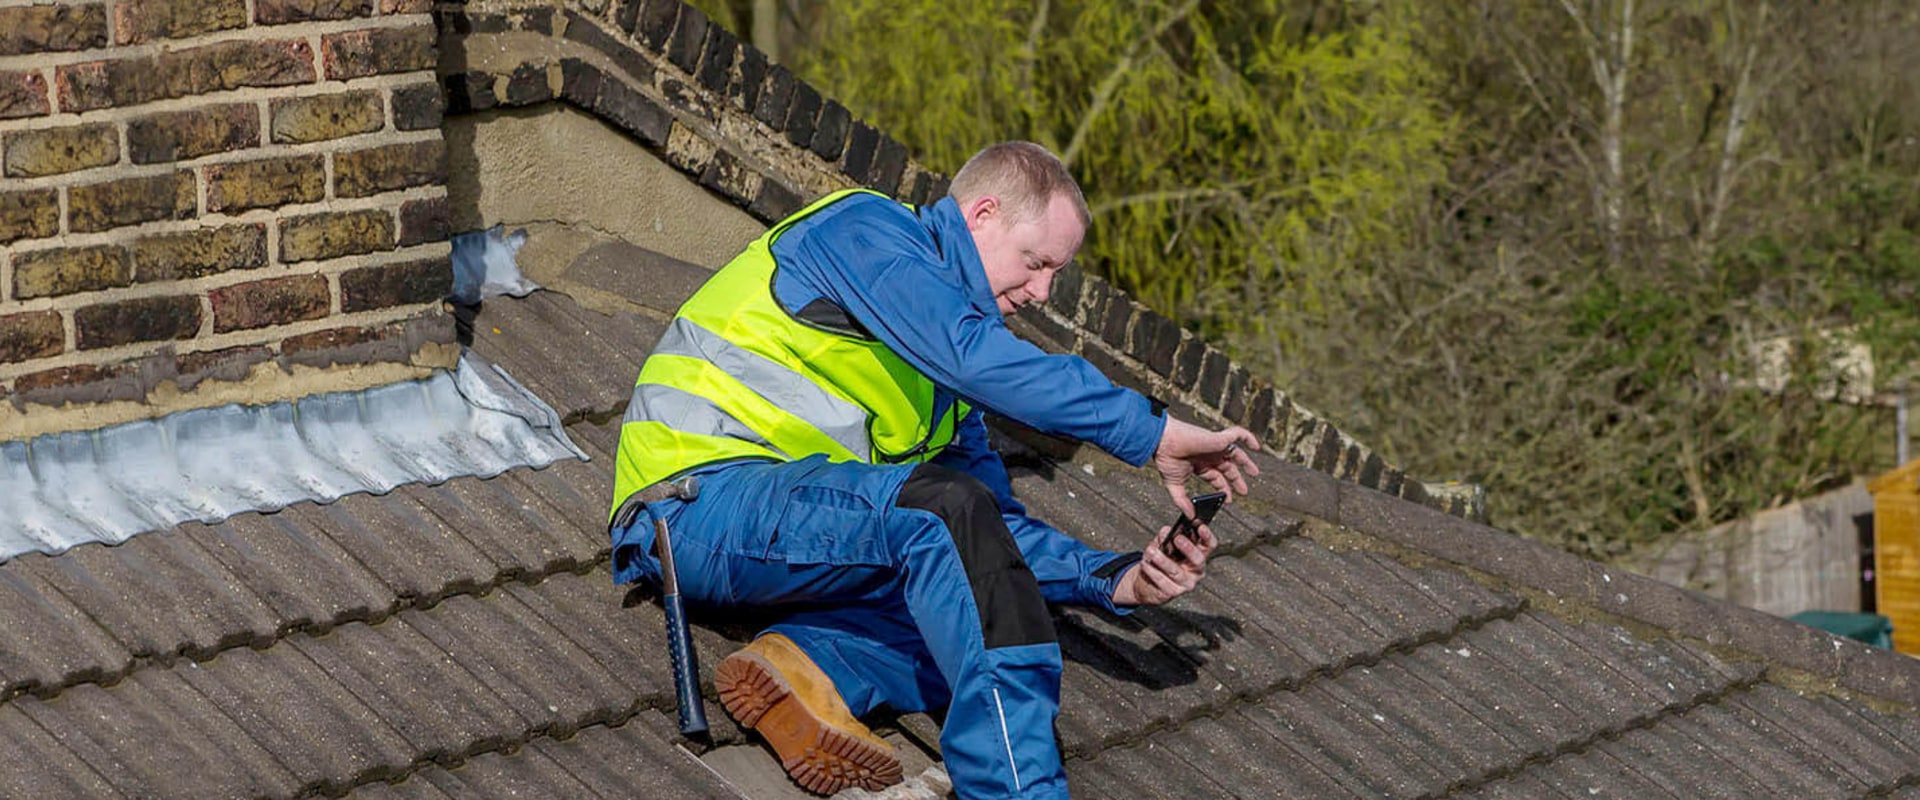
[1160,492,1227,558]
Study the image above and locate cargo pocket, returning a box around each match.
[774,484,891,566]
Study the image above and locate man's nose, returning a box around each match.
[1031,275,1051,303]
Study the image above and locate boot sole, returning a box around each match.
[715,650,904,795]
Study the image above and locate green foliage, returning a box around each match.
[794,0,1450,356]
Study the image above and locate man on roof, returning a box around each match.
[608,141,1260,799]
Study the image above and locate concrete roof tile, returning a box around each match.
[503,574,674,703]
[1734,684,1915,790]
[289,492,500,604]
[291,617,523,761]
[405,586,634,737]
[1258,681,1449,798]
[1529,747,1686,800]
[0,702,124,799]
[179,638,415,791]
[31,530,280,659]
[1152,712,1353,797]
[0,561,131,694]
[529,712,744,798]
[397,476,590,579]
[187,511,395,633]
[1337,659,1520,777]
[467,290,658,420]
[1454,771,1577,800]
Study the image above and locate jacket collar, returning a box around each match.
[921,197,998,315]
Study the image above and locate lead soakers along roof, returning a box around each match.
[0,350,586,560]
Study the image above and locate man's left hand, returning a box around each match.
[1112,522,1216,606]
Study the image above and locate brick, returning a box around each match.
[0,4,107,56]
[211,274,330,332]
[1047,264,1083,320]
[697,26,735,94]
[57,40,315,113]
[1196,347,1229,404]
[595,78,670,147]
[271,91,383,145]
[0,188,59,244]
[321,27,435,81]
[1135,313,1180,376]
[12,245,131,299]
[206,154,325,213]
[564,11,652,83]
[1222,367,1250,425]
[698,148,759,207]
[255,0,372,24]
[396,196,449,246]
[0,70,51,120]
[733,46,767,112]
[907,170,937,207]
[13,361,142,401]
[810,100,850,162]
[115,0,246,45]
[1247,385,1277,442]
[785,82,821,148]
[1172,333,1205,386]
[753,64,794,129]
[664,120,715,174]
[842,121,878,183]
[128,103,260,164]
[333,140,445,198]
[558,58,603,108]
[658,77,713,124]
[391,82,444,131]
[339,257,448,311]
[636,0,678,50]
[514,6,553,34]
[0,311,64,364]
[76,295,202,349]
[175,344,272,391]
[1098,296,1133,348]
[279,208,394,262]
[748,180,802,223]
[445,71,496,114]
[666,5,708,74]
[68,171,196,233]
[871,136,908,196]
[131,223,268,282]
[380,0,430,13]
[503,62,551,106]
[3,123,118,179]
[614,0,644,36]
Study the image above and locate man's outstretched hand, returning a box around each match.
[1153,416,1261,517]
[1112,522,1216,606]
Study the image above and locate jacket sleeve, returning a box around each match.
[776,197,1166,467]
[931,409,1139,614]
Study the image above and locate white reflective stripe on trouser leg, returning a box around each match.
[991,687,1022,792]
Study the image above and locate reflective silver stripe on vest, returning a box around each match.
[624,382,789,458]
[641,317,872,458]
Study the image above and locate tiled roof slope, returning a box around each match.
[0,242,1915,798]
[432,0,1488,523]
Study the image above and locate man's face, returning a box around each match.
[964,192,1086,316]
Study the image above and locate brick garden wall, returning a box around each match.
[0,0,458,440]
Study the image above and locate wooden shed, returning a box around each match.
[1869,459,1920,653]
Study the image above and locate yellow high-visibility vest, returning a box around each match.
[611,189,971,518]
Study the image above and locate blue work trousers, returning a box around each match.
[618,455,1069,799]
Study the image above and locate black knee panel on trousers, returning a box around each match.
[895,464,1056,649]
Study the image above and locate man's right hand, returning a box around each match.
[1153,416,1261,517]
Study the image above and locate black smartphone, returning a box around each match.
[1160,491,1227,559]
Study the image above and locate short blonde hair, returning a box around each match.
[949,141,1090,227]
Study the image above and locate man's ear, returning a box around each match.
[961,195,998,232]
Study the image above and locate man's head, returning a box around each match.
[949,142,1091,316]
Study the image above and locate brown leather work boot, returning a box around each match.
[715,633,904,795]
